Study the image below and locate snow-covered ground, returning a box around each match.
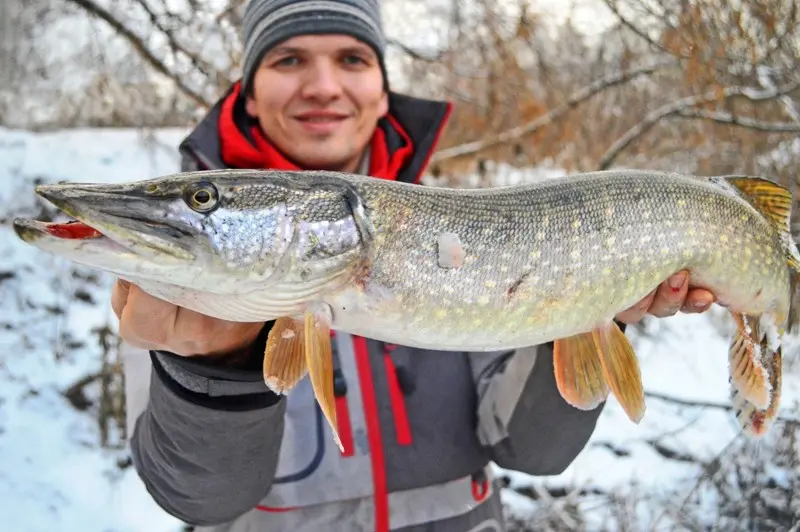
[0,125,798,531]
[0,127,187,532]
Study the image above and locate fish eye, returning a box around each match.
[184,181,219,213]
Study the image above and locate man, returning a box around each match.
[116,0,715,530]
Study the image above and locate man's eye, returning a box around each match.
[342,55,367,65]
[274,56,299,67]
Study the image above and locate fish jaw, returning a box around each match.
[12,176,297,292]
[31,181,197,262]
[12,180,218,288]
[12,217,194,280]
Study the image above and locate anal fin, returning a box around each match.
[728,312,771,409]
[553,332,610,410]
[304,303,343,452]
[593,322,645,423]
[263,317,308,395]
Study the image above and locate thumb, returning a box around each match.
[111,279,132,320]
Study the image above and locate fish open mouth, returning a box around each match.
[11,215,157,287]
[28,219,103,240]
[13,217,105,243]
[13,182,195,263]
[12,216,139,259]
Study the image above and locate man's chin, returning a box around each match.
[286,146,362,173]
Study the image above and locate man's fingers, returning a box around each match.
[117,323,162,351]
[111,279,131,319]
[681,288,715,313]
[111,281,266,358]
[648,271,689,318]
[119,284,178,348]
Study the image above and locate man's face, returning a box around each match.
[245,34,389,173]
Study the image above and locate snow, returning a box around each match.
[0,126,187,532]
[1,125,798,531]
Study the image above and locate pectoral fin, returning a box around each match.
[593,322,645,423]
[728,312,771,410]
[304,304,343,452]
[263,317,308,395]
[553,332,610,410]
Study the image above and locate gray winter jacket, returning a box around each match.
[128,86,605,531]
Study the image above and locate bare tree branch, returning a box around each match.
[64,0,211,109]
[430,58,677,163]
[675,109,800,132]
[133,0,228,86]
[387,38,443,62]
[215,0,246,26]
[602,0,679,57]
[597,80,800,170]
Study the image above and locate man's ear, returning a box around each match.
[378,91,389,118]
[245,94,258,118]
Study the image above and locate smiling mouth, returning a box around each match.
[295,113,350,123]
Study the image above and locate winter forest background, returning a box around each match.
[2,0,800,530]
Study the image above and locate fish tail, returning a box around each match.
[731,337,782,437]
[728,312,778,410]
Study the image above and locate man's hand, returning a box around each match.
[111,279,265,358]
[615,270,715,325]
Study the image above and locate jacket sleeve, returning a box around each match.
[130,325,287,526]
[469,335,611,475]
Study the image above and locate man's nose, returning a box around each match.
[300,61,344,101]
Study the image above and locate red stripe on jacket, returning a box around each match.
[352,336,390,532]
[383,346,412,445]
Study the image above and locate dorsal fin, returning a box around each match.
[722,176,792,233]
[722,176,800,273]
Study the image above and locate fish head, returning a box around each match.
[12,169,370,294]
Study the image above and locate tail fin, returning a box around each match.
[715,176,793,436]
[731,337,782,437]
[728,312,771,409]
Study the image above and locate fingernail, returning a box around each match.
[692,300,709,310]
[668,273,686,292]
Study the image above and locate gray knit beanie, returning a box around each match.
[240,0,387,95]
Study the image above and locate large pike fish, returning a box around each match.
[13,168,800,448]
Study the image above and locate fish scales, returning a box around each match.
[322,171,788,351]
